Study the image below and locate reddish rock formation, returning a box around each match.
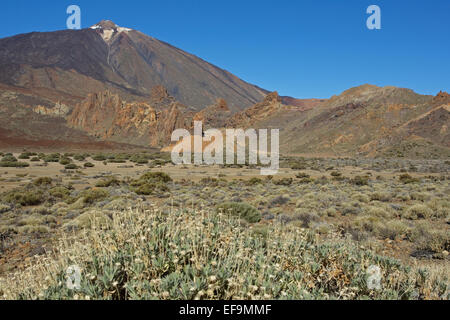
[67,87,195,147]
[432,91,450,106]
[227,92,283,128]
[193,98,232,129]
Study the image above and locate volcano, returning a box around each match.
[0,20,265,112]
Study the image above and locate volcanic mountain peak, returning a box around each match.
[0,20,265,111]
[90,20,132,42]
[90,20,131,32]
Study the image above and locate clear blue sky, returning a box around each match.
[0,0,448,99]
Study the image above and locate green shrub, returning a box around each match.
[73,154,86,161]
[0,161,29,168]
[314,176,329,185]
[375,220,410,240]
[404,204,433,220]
[138,172,172,184]
[216,202,261,223]
[131,172,172,195]
[59,158,72,166]
[350,176,369,186]
[80,188,109,204]
[49,187,71,199]
[331,171,342,177]
[411,223,450,253]
[130,154,150,164]
[1,155,17,162]
[33,177,53,186]
[296,172,310,179]
[136,158,149,164]
[274,178,293,186]
[65,164,78,170]
[96,177,121,188]
[92,154,107,161]
[247,177,263,185]
[399,174,420,184]
[299,177,314,184]
[370,191,391,202]
[18,153,31,159]
[108,159,127,163]
[3,189,43,206]
[0,203,11,214]
[43,153,60,163]
[84,162,95,168]
[0,154,29,167]
[291,163,306,170]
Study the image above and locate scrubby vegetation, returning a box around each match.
[131,172,172,196]
[0,154,448,300]
[216,202,261,223]
[1,206,448,300]
[0,155,29,168]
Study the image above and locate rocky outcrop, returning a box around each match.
[193,98,232,129]
[432,91,450,106]
[227,92,283,128]
[67,87,196,147]
[32,102,70,117]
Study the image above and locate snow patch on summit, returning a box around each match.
[90,21,132,42]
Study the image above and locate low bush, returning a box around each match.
[33,177,53,186]
[296,172,310,179]
[291,163,307,170]
[411,223,450,253]
[131,172,172,195]
[399,174,420,184]
[2,207,448,300]
[274,178,293,186]
[138,172,172,184]
[43,153,60,163]
[350,176,369,186]
[59,158,72,166]
[0,161,29,168]
[246,177,263,185]
[404,204,433,220]
[370,192,391,202]
[331,171,342,177]
[92,154,107,161]
[80,188,109,205]
[1,155,17,162]
[216,202,261,223]
[0,155,29,168]
[96,177,121,188]
[73,154,87,161]
[18,152,32,159]
[2,189,44,206]
[49,187,71,200]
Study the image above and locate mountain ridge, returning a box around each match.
[0,20,266,112]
